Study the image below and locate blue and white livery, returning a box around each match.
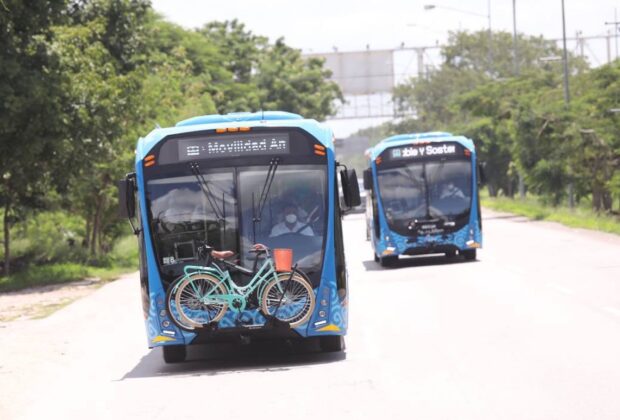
[120,111,359,362]
[363,132,483,266]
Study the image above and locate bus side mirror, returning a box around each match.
[118,173,136,219]
[340,168,362,208]
[477,162,487,186]
[363,168,373,190]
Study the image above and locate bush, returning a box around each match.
[108,235,138,268]
[2,211,89,264]
[0,263,90,293]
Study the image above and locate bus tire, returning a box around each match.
[162,345,186,363]
[320,335,345,352]
[380,255,398,267]
[445,250,457,258]
[462,249,477,261]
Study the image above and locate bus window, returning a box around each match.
[238,165,327,285]
[426,161,472,217]
[147,169,238,276]
[377,165,427,226]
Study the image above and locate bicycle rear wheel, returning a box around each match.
[260,272,315,328]
[169,273,228,330]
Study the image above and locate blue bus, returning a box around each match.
[363,132,483,267]
[119,111,360,362]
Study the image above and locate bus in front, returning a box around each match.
[363,132,483,267]
[118,111,360,362]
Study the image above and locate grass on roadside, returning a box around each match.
[0,235,138,293]
[0,262,136,293]
[481,192,620,236]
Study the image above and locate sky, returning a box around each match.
[151,0,620,136]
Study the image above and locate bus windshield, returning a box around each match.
[146,164,327,284]
[377,159,472,232]
[238,165,327,281]
[147,169,238,267]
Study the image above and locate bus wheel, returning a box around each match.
[462,249,477,261]
[320,335,345,352]
[380,255,398,267]
[162,345,186,363]
[445,250,457,258]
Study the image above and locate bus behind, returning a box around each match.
[364,132,483,266]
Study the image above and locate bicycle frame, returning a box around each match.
[181,257,279,313]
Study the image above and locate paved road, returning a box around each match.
[2,210,620,419]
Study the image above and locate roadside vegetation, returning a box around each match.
[0,0,342,290]
[342,31,620,234]
[481,191,620,236]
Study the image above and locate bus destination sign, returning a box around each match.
[178,132,290,161]
[389,142,461,160]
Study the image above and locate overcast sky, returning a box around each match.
[151,0,620,136]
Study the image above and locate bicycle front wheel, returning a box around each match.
[170,273,228,330]
[260,272,315,328]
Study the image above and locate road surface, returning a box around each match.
[1,210,620,419]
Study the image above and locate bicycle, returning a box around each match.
[166,244,315,331]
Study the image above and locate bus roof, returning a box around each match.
[370,132,475,160]
[136,111,333,161]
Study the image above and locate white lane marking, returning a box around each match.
[549,283,575,296]
[602,306,620,317]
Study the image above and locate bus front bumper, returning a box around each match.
[189,318,301,345]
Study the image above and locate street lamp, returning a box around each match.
[561,0,570,105]
[424,2,492,71]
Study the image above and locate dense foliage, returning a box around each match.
[0,0,341,277]
[361,30,619,212]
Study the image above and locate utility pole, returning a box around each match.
[604,10,620,61]
[606,30,612,63]
[415,48,425,79]
[561,0,574,208]
[512,0,519,76]
[488,0,493,74]
[512,0,525,199]
[576,31,584,59]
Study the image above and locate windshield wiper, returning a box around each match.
[189,161,225,225]
[252,157,280,242]
[422,161,449,222]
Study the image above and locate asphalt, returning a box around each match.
[1,209,620,420]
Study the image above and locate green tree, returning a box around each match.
[54,0,147,258]
[255,38,342,119]
[393,30,583,125]
[0,0,68,275]
[201,22,342,119]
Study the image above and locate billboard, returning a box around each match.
[306,50,394,95]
